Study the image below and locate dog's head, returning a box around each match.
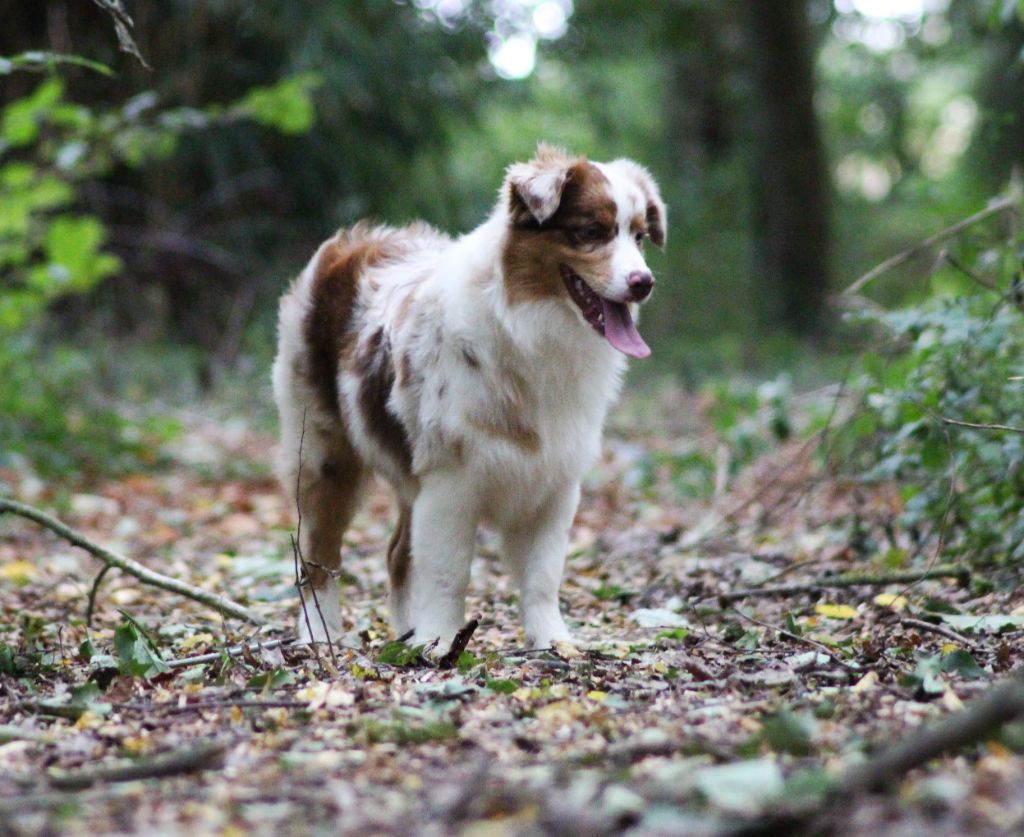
[501,144,666,359]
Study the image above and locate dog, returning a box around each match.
[272,144,666,650]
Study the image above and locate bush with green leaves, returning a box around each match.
[0,54,318,475]
[838,215,1024,568]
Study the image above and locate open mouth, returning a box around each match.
[560,265,651,359]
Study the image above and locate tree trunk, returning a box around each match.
[741,0,830,337]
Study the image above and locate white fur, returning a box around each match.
[274,153,664,650]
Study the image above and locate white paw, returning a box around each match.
[524,612,572,650]
[296,587,343,645]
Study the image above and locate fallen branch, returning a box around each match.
[48,740,225,790]
[900,616,979,649]
[0,498,266,626]
[736,673,1024,837]
[166,637,295,669]
[841,673,1024,794]
[715,564,969,605]
[115,699,307,714]
[438,618,480,670]
[840,195,1019,297]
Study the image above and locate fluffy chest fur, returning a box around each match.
[304,217,628,525]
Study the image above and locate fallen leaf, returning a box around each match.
[814,603,858,620]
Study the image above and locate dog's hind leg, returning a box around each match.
[276,399,365,645]
[386,503,413,636]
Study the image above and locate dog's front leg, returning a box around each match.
[405,474,478,651]
[501,484,579,649]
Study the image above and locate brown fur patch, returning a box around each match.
[503,161,617,305]
[467,366,538,452]
[387,505,412,593]
[297,433,365,589]
[353,327,414,473]
[468,411,541,452]
[304,232,383,416]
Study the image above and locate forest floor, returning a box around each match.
[2,386,1024,836]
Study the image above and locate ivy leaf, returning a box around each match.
[114,621,169,679]
[940,649,985,680]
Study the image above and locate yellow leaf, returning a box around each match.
[986,741,1012,760]
[815,603,858,620]
[179,633,215,651]
[873,593,908,611]
[75,711,102,730]
[0,560,37,584]
[942,689,964,712]
[941,642,958,655]
[852,671,879,693]
[587,690,609,702]
[652,660,668,674]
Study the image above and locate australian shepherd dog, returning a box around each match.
[273,144,666,651]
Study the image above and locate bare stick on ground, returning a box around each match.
[47,740,225,790]
[438,619,480,670]
[716,564,969,605]
[839,673,1024,794]
[0,499,265,626]
[900,616,979,649]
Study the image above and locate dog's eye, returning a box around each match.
[634,231,645,246]
[579,225,604,243]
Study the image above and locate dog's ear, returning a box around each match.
[505,145,576,226]
[613,159,667,248]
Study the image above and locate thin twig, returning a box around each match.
[841,195,1019,297]
[900,617,979,649]
[166,638,296,669]
[731,608,860,673]
[292,409,338,669]
[0,499,265,625]
[941,417,1024,435]
[715,565,969,605]
[85,565,113,627]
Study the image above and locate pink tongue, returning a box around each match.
[601,298,651,359]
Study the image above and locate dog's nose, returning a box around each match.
[626,271,655,302]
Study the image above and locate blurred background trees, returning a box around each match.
[1,0,1023,475]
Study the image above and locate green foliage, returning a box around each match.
[113,617,169,679]
[838,261,1024,567]
[0,55,317,475]
[232,74,321,136]
[376,639,428,666]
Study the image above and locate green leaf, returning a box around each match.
[1,77,63,146]
[233,73,321,135]
[761,710,815,756]
[41,215,121,292]
[901,654,945,698]
[485,678,519,694]
[940,649,985,680]
[114,621,169,679]
[247,668,295,691]
[376,639,427,666]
